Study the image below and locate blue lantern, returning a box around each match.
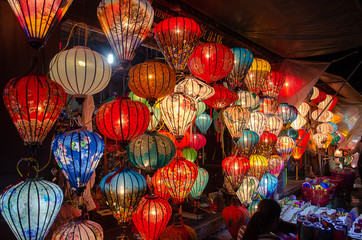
[257,172,278,199]
[127,132,175,172]
[279,128,299,140]
[248,199,260,217]
[52,129,104,193]
[0,178,63,240]
[195,112,212,134]
[275,103,298,124]
[226,48,254,89]
[236,130,259,157]
[190,167,209,199]
[327,122,338,133]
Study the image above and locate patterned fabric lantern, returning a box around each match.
[330,113,341,124]
[279,128,299,141]
[52,220,103,240]
[175,75,215,102]
[189,133,207,151]
[317,123,334,135]
[248,200,260,217]
[0,179,63,240]
[258,97,279,116]
[195,113,212,134]
[258,172,278,199]
[311,109,334,122]
[276,136,295,162]
[291,114,307,130]
[275,103,298,124]
[188,42,234,83]
[222,205,249,239]
[100,168,146,224]
[313,133,329,149]
[7,0,73,50]
[222,155,250,190]
[97,0,154,66]
[268,155,284,177]
[260,71,285,98]
[292,129,310,160]
[161,157,198,204]
[196,102,206,115]
[160,93,197,140]
[311,90,327,104]
[160,224,197,240]
[190,167,209,199]
[150,169,170,200]
[203,84,238,110]
[309,87,319,101]
[265,115,283,136]
[226,47,254,89]
[3,73,66,146]
[297,102,310,117]
[223,106,251,139]
[52,129,104,193]
[49,46,112,97]
[247,112,267,136]
[182,147,197,163]
[127,132,176,172]
[236,176,259,206]
[234,90,260,110]
[148,106,161,130]
[96,97,150,143]
[154,17,201,72]
[244,58,271,94]
[236,130,259,157]
[249,154,268,180]
[256,131,277,157]
[132,195,172,240]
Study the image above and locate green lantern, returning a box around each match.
[190,167,209,199]
[182,147,198,163]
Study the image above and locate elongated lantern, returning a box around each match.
[182,147,197,163]
[226,47,254,89]
[317,123,334,135]
[189,133,207,151]
[276,136,295,162]
[150,169,170,200]
[247,112,267,136]
[234,90,260,110]
[249,154,268,180]
[268,155,284,177]
[236,176,259,206]
[291,114,307,130]
[195,113,212,134]
[223,106,250,139]
[297,102,310,117]
[52,220,103,240]
[260,71,285,98]
[275,103,298,124]
[222,155,250,190]
[258,172,278,199]
[258,97,279,116]
[244,58,271,94]
[236,130,259,157]
[175,75,215,102]
[292,129,310,160]
[222,205,249,239]
[256,131,277,156]
[190,167,209,199]
[309,87,319,102]
[203,84,238,110]
[265,115,283,136]
[97,0,154,66]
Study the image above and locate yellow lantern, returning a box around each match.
[223,106,251,139]
[249,154,269,180]
[323,134,333,149]
[244,58,271,94]
[330,113,341,124]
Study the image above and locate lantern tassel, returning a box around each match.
[105,164,125,184]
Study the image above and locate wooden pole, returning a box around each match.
[296,166,298,180]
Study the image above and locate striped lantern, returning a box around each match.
[226,47,254,89]
[258,172,278,199]
[150,169,170,200]
[244,58,271,94]
[268,155,284,177]
[311,109,334,122]
[222,155,250,190]
[249,154,269,180]
[297,102,310,117]
[247,112,267,137]
[311,90,327,104]
[52,220,103,240]
[256,131,277,157]
[182,147,197,163]
[327,122,338,133]
[223,106,251,139]
[276,136,295,162]
[236,176,259,206]
[260,71,285,98]
[309,87,319,101]
[258,97,279,116]
[234,90,260,110]
[190,167,209,199]
[291,114,307,130]
[265,115,283,136]
[316,123,334,135]
[203,84,239,110]
[175,75,215,102]
[195,113,212,134]
[313,133,329,149]
[189,133,207,151]
[236,130,259,157]
[275,103,298,124]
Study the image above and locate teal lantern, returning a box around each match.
[257,172,278,199]
[127,132,176,172]
[248,200,261,217]
[182,147,198,163]
[195,112,212,134]
[236,130,259,157]
[275,103,298,124]
[327,122,338,133]
[190,167,209,199]
[331,132,341,146]
[226,48,254,89]
[279,128,299,141]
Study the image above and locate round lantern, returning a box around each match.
[265,115,283,136]
[189,133,207,151]
[52,220,103,240]
[276,136,295,162]
[0,179,63,240]
[249,154,269,180]
[236,130,259,157]
[182,147,197,163]
[160,223,197,240]
[148,106,161,130]
[100,168,146,224]
[244,58,271,94]
[154,17,201,72]
[150,169,170,200]
[127,132,176,172]
[222,155,250,190]
[258,172,278,199]
[236,176,259,206]
[318,94,338,111]
[292,129,310,160]
[297,102,310,117]
[96,97,150,143]
[268,155,284,177]
[330,113,341,124]
[195,112,212,134]
[327,122,338,132]
[3,73,66,146]
[248,200,261,217]
[234,90,260,110]
[52,129,104,193]
[128,61,176,104]
[161,157,198,204]
[258,97,279,116]
[175,75,215,102]
[49,46,112,97]
[160,93,197,140]
[256,131,278,157]
[313,133,329,149]
[291,114,307,130]
[279,128,299,141]
[196,102,206,115]
[226,47,254,89]
[311,109,334,122]
[275,103,298,124]
[132,195,172,240]
[97,0,154,66]
[311,90,327,104]
[309,87,319,101]
[223,106,251,139]
[222,204,249,239]
[190,167,209,199]
[316,123,334,135]
[203,84,238,110]
[188,42,234,83]
[260,71,285,98]
[247,112,267,136]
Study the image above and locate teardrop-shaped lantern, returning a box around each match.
[276,136,295,162]
[311,90,326,104]
[236,176,259,206]
[258,97,279,116]
[182,147,197,163]
[195,112,212,134]
[311,109,334,122]
[154,17,201,72]
[260,71,285,98]
[234,90,260,110]
[244,58,271,94]
[275,103,298,124]
[52,220,103,240]
[223,106,251,139]
[132,195,172,240]
[196,102,206,115]
[189,133,207,151]
[247,112,267,136]
[190,167,209,199]
[222,204,249,239]
[3,73,66,146]
[236,130,259,157]
[313,133,329,149]
[226,47,254,89]
[203,84,238,110]
[97,0,154,66]
[150,169,170,200]
[188,43,234,83]
[256,131,277,157]
[291,114,307,130]
[222,155,250,190]
[0,179,63,240]
[175,75,215,102]
[268,155,284,177]
[279,128,299,141]
[292,129,310,160]
[127,132,176,172]
[52,129,104,193]
[265,115,283,136]
[258,172,278,199]
[249,154,269,180]
[297,102,310,117]
[248,200,261,217]
[148,106,161,130]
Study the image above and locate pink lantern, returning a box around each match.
[189,134,207,151]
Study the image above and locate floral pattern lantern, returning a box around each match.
[258,97,279,116]
[150,169,170,200]
[175,75,215,102]
[203,84,238,110]
[279,128,299,141]
[97,0,154,66]
[154,17,201,72]
[223,106,251,139]
[0,179,63,240]
[182,147,197,163]
[52,129,104,193]
[276,136,295,162]
[292,129,310,160]
[275,103,298,124]
[291,114,307,130]
[317,123,334,135]
[247,112,267,136]
[195,112,212,134]
[222,204,249,239]
[188,42,234,83]
[222,155,250,190]
[226,47,254,89]
[52,220,103,240]
[236,176,259,206]
[313,133,329,149]
[297,102,310,117]
[244,58,271,94]
[260,71,285,98]
[249,154,269,180]
[268,155,284,177]
[311,109,334,122]
[132,195,172,240]
[236,130,259,157]
[258,172,278,199]
[190,167,209,199]
[248,200,261,217]
[3,73,66,146]
[256,131,277,157]
[189,133,207,151]
[265,115,283,136]
[234,90,260,110]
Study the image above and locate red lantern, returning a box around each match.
[188,43,234,83]
[203,84,238,110]
[3,73,66,146]
[189,133,207,151]
[258,97,279,117]
[159,130,191,149]
[311,90,326,104]
[149,169,170,200]
[222,204,249,239]
[292,129,310,163]
[222,155,250,190]
[261,71,285,98]
[160,223,197,240]
[96,97,150,144]
[256,131,278,156]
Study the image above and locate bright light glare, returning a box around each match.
[107,54,114,64]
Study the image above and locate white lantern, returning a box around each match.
[265,115,283,136]
[52,220,103,239]
[247,112,267,136]
[291,114,307,130]
[311,109,334,122]
[223,106,251,139]
[234,90,260,110]
[236,176,259,206]
[174,75,215,102]
[317,123,334,135]
[313,133,328,149]
[309,87,319,101]
[318,94,336,110]
[297,102,310,117]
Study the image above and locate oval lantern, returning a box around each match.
[311,109,334,122]
[150,169,170,200]
[292,129,310,160]
[248,200,261,217]
[313,133,329,149]
[0,179,63,240]
[309,87,319,101]
[175,75,215,102]
[195,113,212,134]
[291,114,307,130]
[127,132,176,172]
[203,84,238,110]
[132,195,172,240]
[268,155,284,177]
[316,123,334,135]
[311,90,327,104]
[256,131,277,157]
[52,129,104,193]
[196,102,206,116]
[52,220,103,240]
[249,154,269,180]
[190,167,209,199]
[49,46,112,97]
[148,106,161,130]
[222,204,249,239]
[236,130,260,157]
[3,73,66,146]
[279,128,299,141]
[226,47,254,89]
[258,97,279,116]
[161,157,198,204]
[244,58,271,94]
[260,71,285,98]
[223,106,251,139]
[258,172,278,199]
[160,223,197,240]
[189,133,207,151]
[236,176,259,206]
[154,17,201,72]
[182,147,198,163]
[222,155,250,190]
[297,102,310,117]
[265,115,283,136]
[234,90,260,110]
[275,103,298,124]
[188,42,234,83]
[97,0,154,66]
[276,136,295,162]
[247,112,267,137]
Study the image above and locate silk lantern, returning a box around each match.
[52,129,104,193]
[132,195,172,240]
[203,84,238,110]
[317,123,334,135]
[161,157,198,204]
[154,17,201,72]
[223,106,251,139]
[323,134,333,149]
[234,90,260,110]
[3,73,66,146]
[222,155,250,190]
[158,130,191,149]
[258,97,279,116]
[291,114,307,130]
[226,47,254,89]
[174,75,215,102]
[309,87,319,101]
[248,200,261,217]
[7,0,73,50]
[256,131,277,156]
[260,71,285,98]
[247,112,267,136]
[188,42,234,83]
[276,136,295,162]
[160,224,197,240]
[311,90,327,104]
[244,58,271,94]
[265,115,283,136]
[190,167,209,199]
[150,169,170,200]
[148,106,161,130]
[236,130,259,157]
[129,91,150,106]
[236,176,259,206]
[249,154,269,180]
[268,155,284,177]
[275,103,298,124]
[0,179,63,240]
[222,204,249,239]
[313,133,329,149]
[182,147,197,163]
[189,133,207,151]
[297,102,310,117]
[279,128,299,141]
[258,172,278,199]
[195,113,212,134]
[196,102,206,115]
[292,129,310,160]
[336,131,346,145]
[97,0,154,66]
[52,220,103,240]
[311,109,334,122]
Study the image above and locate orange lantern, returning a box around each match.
[222,155,250,190]
[149,169,170,200]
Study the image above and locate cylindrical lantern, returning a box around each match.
[249,154,269,180]
[160,223,197,240]
[222,155,250,190]
[292,129,310,160]
[311,90,327,104]
[0,179,63,240]
[260,71,285,98]
[313,133,329,149]
[248,200,260,217]
[258,172,278,199]
[236,176,259,206]
[236,130,259,157]
[258,97,279,116]
[150,169,170,200]
[52,220,103,240]
[317,123,335,135]
[223,106,251,139]
[244,58,271,94]
[256,131,277,157]
[189,133,207,151]
[247,112,267,137]
[190,167,209,199]
[182,147,197,163]
[268,155,284,177]
[234,90,260,110]
[311,109,334,122]
[197,102,206,115]
[175,75,215,102]
[203,84,238,110]
[195,112,212,134]
[265,115,283,136]
[188,43,234,83]
[279,128,299,141]
[297,102,310,117]
[275,103,298,124]
[226,47,254,89]
[222,204,249,239]
[291,114,307,130]
[276,136,295,162]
